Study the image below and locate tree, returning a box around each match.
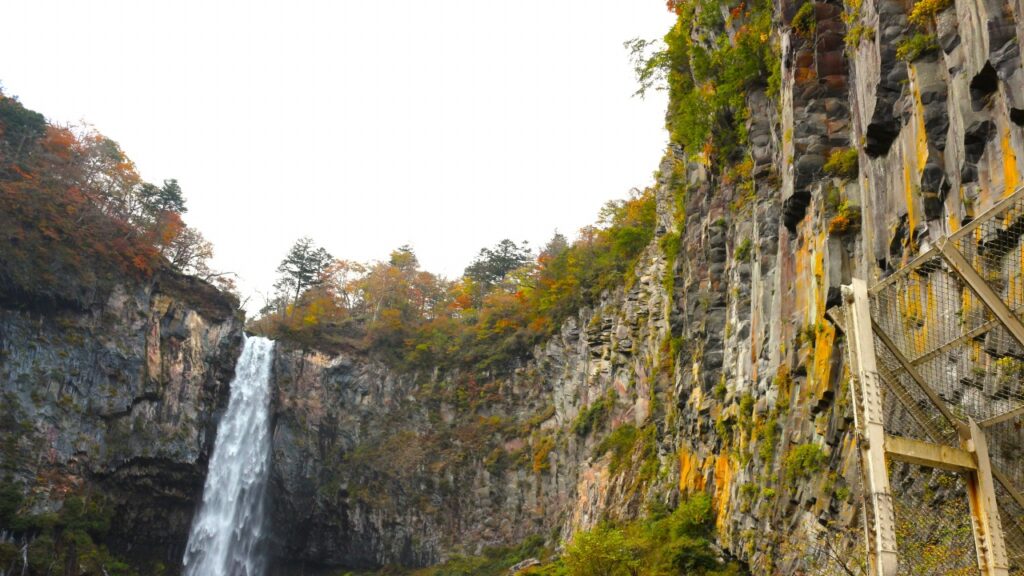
[539,231,568,261]
[389,244,419,270]
[138,179,187,217]
[275,237,334,305]
[0,94,46,164]
[159,224,214,279]
[464,239,532,297]
[563,525,637,576]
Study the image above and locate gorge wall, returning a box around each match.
[4,0,1024,572]
[260,0,1024,570]
[0,271,243,571]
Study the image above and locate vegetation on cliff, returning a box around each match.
[250,187,657,371]
[0,480,139,576]
[0,91,227,309]
[629,0,778,166]
[348,494,746,576]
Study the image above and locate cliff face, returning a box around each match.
[5,0,1024,572]
[262,0,1024,571]
[265,253,673,571]
[0,271,243,569]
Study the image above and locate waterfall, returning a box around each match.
[182,336,274,576]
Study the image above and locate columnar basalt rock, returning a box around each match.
[255,0,1024,570]
[0,271,243,569]
[6,0,1024,573]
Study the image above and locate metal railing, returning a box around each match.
[845,186,1024,575]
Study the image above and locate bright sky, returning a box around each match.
[1,1,673,308]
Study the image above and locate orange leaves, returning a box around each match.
[152,210,185,247]
[253,190,657,372]
[10,164,33,180]
[0,102,176,307]
[41,127,76,160]
[132,254,153,275]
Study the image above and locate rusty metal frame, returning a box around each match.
[838,185,1024,573]
[847,278,1011,575]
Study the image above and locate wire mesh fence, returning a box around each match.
[995,479,1024,574]
[863,188,1024,574]
[889,465,978,576]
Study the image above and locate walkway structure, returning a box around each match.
[842,189,1024,575]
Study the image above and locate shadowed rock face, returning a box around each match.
[0,270,243,571]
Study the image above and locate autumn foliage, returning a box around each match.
[0,92,216,309]
[251,189,658,372]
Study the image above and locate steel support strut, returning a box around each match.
[966,420,1010,575]
[844,279,899,576]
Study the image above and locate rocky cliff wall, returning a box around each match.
[262,0,1024,571]
[5,0,1024,571]
[0,271,243,570]
[265,247,675,571]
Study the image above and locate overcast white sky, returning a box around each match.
[1,1,673,308]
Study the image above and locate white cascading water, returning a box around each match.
[182,336,274,576]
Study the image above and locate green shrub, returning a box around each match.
[908,0,953,26]
[845,23,875,47]
[572,391,616,437]
[896,33,939,61]
[713,379,728,401]
[430,534,549,576]
[734,238,753,262]
[595,425,639,475]
[828,200,862,236]
[823,148,859,179]
[738,393,755,432]
[0,96,47,151]
[755,416,779,463]
[792,3,817,38]
[784,443,826,480]
[0,479,23,527]
[563,525,636,576]
[657,0,777,165]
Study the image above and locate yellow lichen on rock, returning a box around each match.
[678,447,706,492]
[811,320,836,404]
[911,67,929,175]
[1002,126,1020,195]
[713,453,732,535]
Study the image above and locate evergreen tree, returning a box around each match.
[275,237,333,304]
[464,239,532,290]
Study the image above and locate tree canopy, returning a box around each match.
[250,188,658,372]
[275,237,334,303]
[0,91,223,307]
[464,239,532,292]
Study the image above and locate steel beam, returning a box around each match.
[871,320,964,433]
[844,279,899,576]
[980,404,1024,429]
[875,362,947,443]
[965,419,1010,575]
[883,434,977,472]
[909,312,1013,367]
[938,238,1024,352]
[992,466,1024,510]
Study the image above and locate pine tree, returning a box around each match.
[275,237,333,305]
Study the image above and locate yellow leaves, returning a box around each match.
[907,0,953,27]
